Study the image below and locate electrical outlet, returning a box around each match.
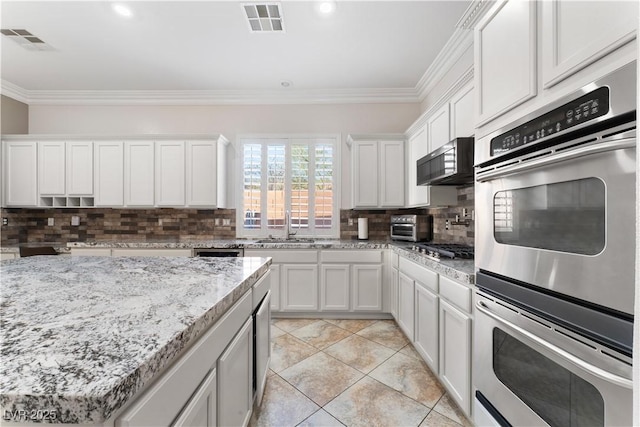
[214,218,221,226]
[71,216,80,226]
[158,218,163,226]
[48,218,55,226]
[348,218,354,226]
[2,218,7,226]
[445,219,450,230]
[223,218,231,226]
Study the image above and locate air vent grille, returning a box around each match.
[1,28,52,50]
[243,3,284,32]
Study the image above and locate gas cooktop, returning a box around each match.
[411,243,475,260]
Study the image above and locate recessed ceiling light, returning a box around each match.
[280,81,292,88]
[112,3,133,18]
[316,1,336,15]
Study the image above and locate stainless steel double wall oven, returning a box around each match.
[474,63,636,426]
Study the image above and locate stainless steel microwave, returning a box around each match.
[417,137,474,185]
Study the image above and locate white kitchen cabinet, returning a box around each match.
[352,264,382,311]
[427,104,450,151]
[390,266,399,320]
[217,318,253,427]
[281,264,318,311]
[349,135,404,209]
[450,82,475,138]
[38,141,65,195]
[475,0,537,125]
[397,272,415,341]
[320,264,350,311]
[4,141,37,207]
[67,142,93,196]
[172,368,217,427]
[94,142,124,206]
[415,282,439,373]
[268,264,281,311]
[186,141,217,207]
[155,141,185,206]
[254,291,271,407]
[541,0,638,88]
[439,299,472,415]
[125,141,155,207]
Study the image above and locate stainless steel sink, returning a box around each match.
[254,238,315,244]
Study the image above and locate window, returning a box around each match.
[239,136,338,237]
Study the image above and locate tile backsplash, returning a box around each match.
[340,185,474,246]
[0,208,236,246]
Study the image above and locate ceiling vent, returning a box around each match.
[243,3,284,32]
[1,29,52,51]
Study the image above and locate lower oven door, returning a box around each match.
[474,291,633,427]
[475,131,636,315]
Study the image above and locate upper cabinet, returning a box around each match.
[349,135,404,209]
[541,0,638,88]
[427,104,450,152]
[474,0,537,126]
[450,82,475,138]
[1,135,229,209]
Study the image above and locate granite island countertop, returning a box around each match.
[0,255,271,424]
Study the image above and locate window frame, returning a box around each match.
[236,134,341,239]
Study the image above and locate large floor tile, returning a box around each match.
[419,410,463,427]
[271,324,286,339]
[249,375,320,427]
[369,352,445,408]
[280,352,364,406]
[273,318,319,332]
[270,333,318,373]
[291,320,353,350]
[325,319,377,333]
[324,334,395,374]
[324,376,430,427]
[433,394,473,427]
[297,409,345,427]
[356,320,409,351]
[399,343,423,361]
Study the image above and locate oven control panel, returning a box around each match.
[490,87,610,156]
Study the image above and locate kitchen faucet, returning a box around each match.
[284,210,298,240]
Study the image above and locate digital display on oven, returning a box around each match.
[490,87,610,156]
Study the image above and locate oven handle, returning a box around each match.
[476,136,635,182]
[476,300,633,389]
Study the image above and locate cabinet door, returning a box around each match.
[94,142,124,206]
[38,141,65,195]
[397,272,415,341]
[415,283,439,373]
[427,104,450,151]
[406,129,429,207]
[352,141,379,207]
[156,141,185,206]
[186,141,217,207]
[542,0,638,88]
[217,318,253,427]
[475,0,536,125]
[390,267,399,320]
[269,264,281,311]
[450,83,475,138]
[352,264,382,311]
[172,368,217,427]
[125,141,154,207]
[379,141,404,207]
[439,299,472,415]
[67,142,93,195]
[282,264,318,311]
[4,141,37,206]
[255,292,271,407]
[320,264,350,311]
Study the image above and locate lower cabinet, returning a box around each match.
[217,318,253,427]
[172,368,217,427]
[268,264,281,311]
[282,264,319,311]
[352,265,382,311]
[320,264,350,311]
[439,299,472,415]
[254,291,271,407]
[414,283,439,373]
[390,266,399,320]
[319,264,383,311]
[397,272,415,341]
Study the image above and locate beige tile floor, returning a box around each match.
[250,319,473,427]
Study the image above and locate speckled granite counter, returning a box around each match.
[0,255,271,423]
[390,245,475,285]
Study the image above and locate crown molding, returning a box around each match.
[0,83,421,106]
[455,0,497,30]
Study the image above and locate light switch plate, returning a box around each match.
[215,218,221,226]
[48,218,55,226]
[71,216,80,226]
[223,219,231,226]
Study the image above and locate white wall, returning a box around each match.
[28,102,421,208]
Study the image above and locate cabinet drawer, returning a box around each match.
[320,250,382,263]
[399,258,438,292]
[439,276,472,313]
[252,270,271,309]
[246,250,318,264]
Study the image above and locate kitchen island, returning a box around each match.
[0,255,271,425]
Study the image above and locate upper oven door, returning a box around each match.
[475,131,636,315]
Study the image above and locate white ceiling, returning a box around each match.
[1,1,471,102]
